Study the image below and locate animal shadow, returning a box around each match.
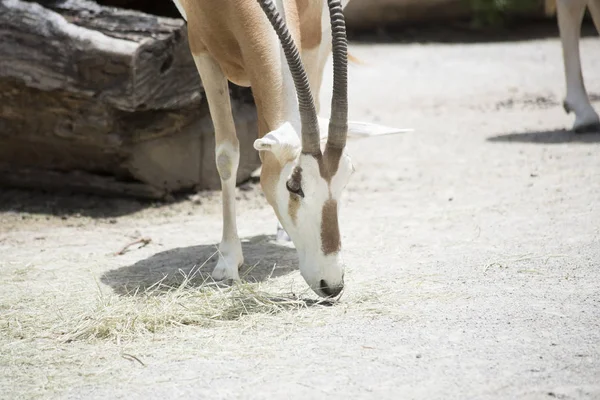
[487,128,600,144]
[101,234,298,295]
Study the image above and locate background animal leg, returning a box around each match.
[557,0,600,132]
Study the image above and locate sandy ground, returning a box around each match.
[1,29,599,399]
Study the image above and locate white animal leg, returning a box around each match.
[557,0,600,132]
[193,54,243,281]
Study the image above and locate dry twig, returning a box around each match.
[114,237,152,256]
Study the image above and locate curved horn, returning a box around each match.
[256,0,321,155]
[326,0,348,150]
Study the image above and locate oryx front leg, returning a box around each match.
[557,0,600,132]
[193,54,243,281]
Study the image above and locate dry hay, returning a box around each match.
[1,263,338,346]
[63,277,333,343]
[0,257,409,398]
[61,273,408,344]
[0,248,411,356]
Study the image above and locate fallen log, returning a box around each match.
[0,0,260,199]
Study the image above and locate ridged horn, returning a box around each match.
[256,0,321,155]
[326,0,348,150]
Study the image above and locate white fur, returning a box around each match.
[253,122,300,162]
[276,154,346,294]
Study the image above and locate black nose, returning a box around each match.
[319,280,343,298]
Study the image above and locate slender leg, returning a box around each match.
[193,53,243,281]
[557,0,600,132]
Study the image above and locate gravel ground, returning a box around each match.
[1,28,599,400]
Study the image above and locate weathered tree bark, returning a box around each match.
[0,0,261,199]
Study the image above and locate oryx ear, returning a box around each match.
[254,122,301,164]
[318,117,413,142]
[346,120,413,138]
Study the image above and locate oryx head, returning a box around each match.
[255,0,352,298]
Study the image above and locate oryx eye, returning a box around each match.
[286,179,304,198]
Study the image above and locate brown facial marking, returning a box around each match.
[321,199,341,255]
[286,166,303,223]
[314,145,343,182]
[288,195,300,224]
